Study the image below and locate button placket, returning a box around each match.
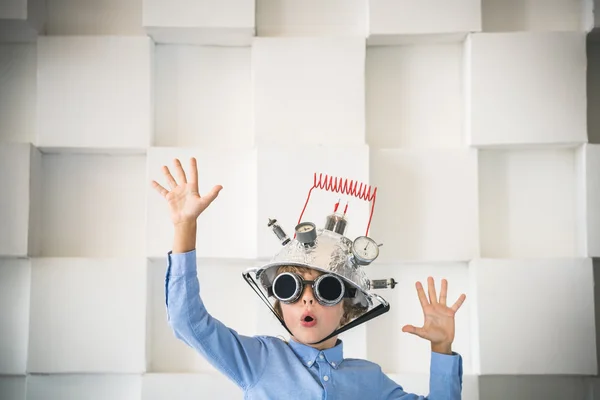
[317,355,332,386]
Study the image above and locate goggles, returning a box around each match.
[269,272,357,306]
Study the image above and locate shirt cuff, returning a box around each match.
[430,351,463,376]
[167,249,197,276]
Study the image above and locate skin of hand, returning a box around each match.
[401,277,466,355]
[151,157,223,253]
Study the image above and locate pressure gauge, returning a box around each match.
[295,222,317,245]
[351,236,379,265]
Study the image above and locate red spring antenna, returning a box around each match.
[297,173,378,236]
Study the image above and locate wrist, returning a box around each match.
[173,220,197,253]
[431,342,452,355]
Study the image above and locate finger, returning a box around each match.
[428,276,438,304]
[402,324,427,339]
[151,180,169,197]
[202,184,223,205]
[439,279,448,306]
[162,166,177,189]
[173,158,187,184]
[451,294,466,313]
[415,281,429,309]
[189,157,199,193]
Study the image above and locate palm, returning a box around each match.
[402,277,466,348]
[151,158,222,225]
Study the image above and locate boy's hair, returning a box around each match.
[272,265,367,327]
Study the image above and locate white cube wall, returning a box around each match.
[154,45,252,149]
[581,145,600,257]
[369,149,479,262]
[466,32,587,147]
[470,258,597,375]
[256,0,367,37]
[0,377,26,400]
[26,375,142,400]
[142,374,242,399]
[0,0,45,42]
[36,36,154,152]
[27,258,147,373]
[252,38,365,146]
[143,0,254,45]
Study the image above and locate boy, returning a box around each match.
[152,157,466,399]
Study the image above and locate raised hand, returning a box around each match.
[151,157,223,226]
[401,277,466,354]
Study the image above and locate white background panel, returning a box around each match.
[252,38,365,146]
[0,143,39,257]
[36,36,153,151]
[467,32,587,147]
[585,145,600,256]
[46,0,144,35]
[154,45,252,149]
[369,0,481,36]
[369,149,478,262]
[148,257,259,373]
[0,377,26,400]
[367,263,471,374]
[470,258,596,375]
[40,154,146,258]
[0,0,45,43]
[28,258,147,373]
[146,147,257,259]
[588,38,600,144]
[481,0,590,32]
[479,375,593,400]
[26,375,142,400]
[256,145,370,259]
[386,374,479,400]
[366,43,464,149]
[478,148,579,259]
[0,44,35,144]
[142,373,242,399]
[0,260,30,375]
[256,0,367,37]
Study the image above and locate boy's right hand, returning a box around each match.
[151,157,223,226]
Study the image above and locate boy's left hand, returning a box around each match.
[401,277,466,355]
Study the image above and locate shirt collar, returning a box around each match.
[287,337,344,369]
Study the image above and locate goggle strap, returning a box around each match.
[243,272,294,337]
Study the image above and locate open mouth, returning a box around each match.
[301,313,317,327]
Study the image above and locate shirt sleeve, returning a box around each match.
[164,249,267,390]
[381,352,463,399]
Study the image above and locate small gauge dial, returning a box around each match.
[296,222,315,233]
[352,236,379,265]
[295,222,317,245]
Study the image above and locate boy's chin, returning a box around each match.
[292,328,331,345]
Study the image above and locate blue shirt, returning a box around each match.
[165,250,463,399]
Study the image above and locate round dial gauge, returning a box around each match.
[296,222,315,233]
[295,222,317,244]
[352,236,379,265]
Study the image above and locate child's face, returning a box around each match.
[279,269,345,349]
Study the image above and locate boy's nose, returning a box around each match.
[301,285,315,304]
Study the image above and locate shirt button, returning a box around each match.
[323,375,329,381]
[307,361,313,366]
[319,354,324,359]
[331,362,336,367]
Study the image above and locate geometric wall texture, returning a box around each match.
[1,0,600,398]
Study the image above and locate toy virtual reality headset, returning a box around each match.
[243,173,396,345]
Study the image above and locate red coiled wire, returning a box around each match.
[297,173,378,236]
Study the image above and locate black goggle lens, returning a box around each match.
[273,273,298,300]
[317,275,343,302]
[272,272,346,305]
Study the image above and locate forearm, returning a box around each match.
[431,342,452,355]
[173,221,197,253]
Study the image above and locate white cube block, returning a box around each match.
[256,0,367,36]
[479,375,592,400]
[28,258,147,373]
[0,260,30,375]
[148,258,259,373]
[0,44,36,144]
[46,0,144,35]
[253,38,365,146]
[26,375,142,400]
[0,0,45,42]
[470,258,596,375]
[370,149,478,262]
[466,32,587,147]
[368,0,481,45]
[588,39,600,144]
[257,145,370,259]
[366,43,464,149]
[40,154,146,258]
[0,143,41,257]
[0,377,26,400]
[142,374,242,399]
[143,0,254,45]
[580,145,600,257]
[479,148,580,258]
[482,0,590,32]
[385,374,479,400]
[154,45,252,148]
[367,263,471,374]
[36,36,153,152]
[146,147,257,259]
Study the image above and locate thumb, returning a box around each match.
[402,324,427,339]
[203,185,223,203]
